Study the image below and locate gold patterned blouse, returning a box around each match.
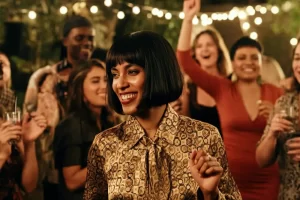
[83,105,241,200]
[259,91,300,200]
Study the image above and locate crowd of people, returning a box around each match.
[0,0,299,199]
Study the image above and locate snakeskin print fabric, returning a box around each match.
[84,105,241,200]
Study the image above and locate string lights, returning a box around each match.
[28,11,37,20]
[290,38,298,46]
[1,0,296,45]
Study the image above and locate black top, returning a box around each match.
[188,83,223,138]
[53,112,113,200]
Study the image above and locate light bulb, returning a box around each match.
[290,38,298,46]
[165,12,172,20]
[28,11,37,19]
[132,6,140,15]
[250,32,258,40]
[117,11,125,19]
[90,5,98,14]
[242,22,250,30]
[59,6,68,15]
[179,12,185,19]
[104,0,112,7]
[254,17,262,25]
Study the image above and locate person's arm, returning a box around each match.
[21,142,38,192]
[83,135,108,200]
[21,112,47,192]
[54,121,87,191]
[60,141,87,191]
[177,0,225,100]
[63,166,87,191]
[256,97,290,168]
[209,127,242,200]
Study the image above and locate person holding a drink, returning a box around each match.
[256,38,300,199]
[0,106,47,199]
[177,0,283,199]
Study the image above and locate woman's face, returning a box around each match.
[293,43,300,83]
[194,33,219,70]
[83,66,107,107]
[0,54,11,87]
[232,46,262,82]
[111,62,145,115]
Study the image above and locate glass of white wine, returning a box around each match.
[4,109,22,144]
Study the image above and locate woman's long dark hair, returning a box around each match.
[67,59,113,130]
[289,38,300,92]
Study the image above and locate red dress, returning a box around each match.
[177,50,282,200]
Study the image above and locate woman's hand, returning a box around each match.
[0,121,22,160]
[188,149,222,198]
[268,113,293,138]
[258,100,274,119]
[286,137,300,162]
[170,99,183,114]
[22,112,47,143]
[279,77,293,91]
[183,0,201,21]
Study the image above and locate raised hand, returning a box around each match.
[268,113,293,137]
[188,149,222,198]
[279,77,293,91]
[257,100,274,119]
[183,0,201,21]
[22,112,47,143]
[170,99,183,114]
[0,121,22,160]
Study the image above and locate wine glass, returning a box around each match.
[4,109,22,144]
[279,106,300,138]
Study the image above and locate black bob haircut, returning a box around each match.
[106,31,183,114]
[230,36,263,60]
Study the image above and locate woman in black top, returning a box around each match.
[53,59,114,200]
[173,28,231,138]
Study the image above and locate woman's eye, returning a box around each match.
[111,73,118,78]
[128,70,139,75]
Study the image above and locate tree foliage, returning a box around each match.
[267,0,300,37]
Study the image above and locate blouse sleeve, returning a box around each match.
[54,119,82,169]
[176,49,228,100]
[83,135,108,199]
[208,127,242,200]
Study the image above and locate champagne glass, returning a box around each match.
[4,109,22,144]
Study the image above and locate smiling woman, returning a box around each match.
[83,31,241,200]
[106,31,183,116]
[177,0,283,199]
[53,59,114,200]
[256,39,300,200]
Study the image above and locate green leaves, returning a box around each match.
[267,0,300,36]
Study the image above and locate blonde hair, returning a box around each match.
[191,26,232,76]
